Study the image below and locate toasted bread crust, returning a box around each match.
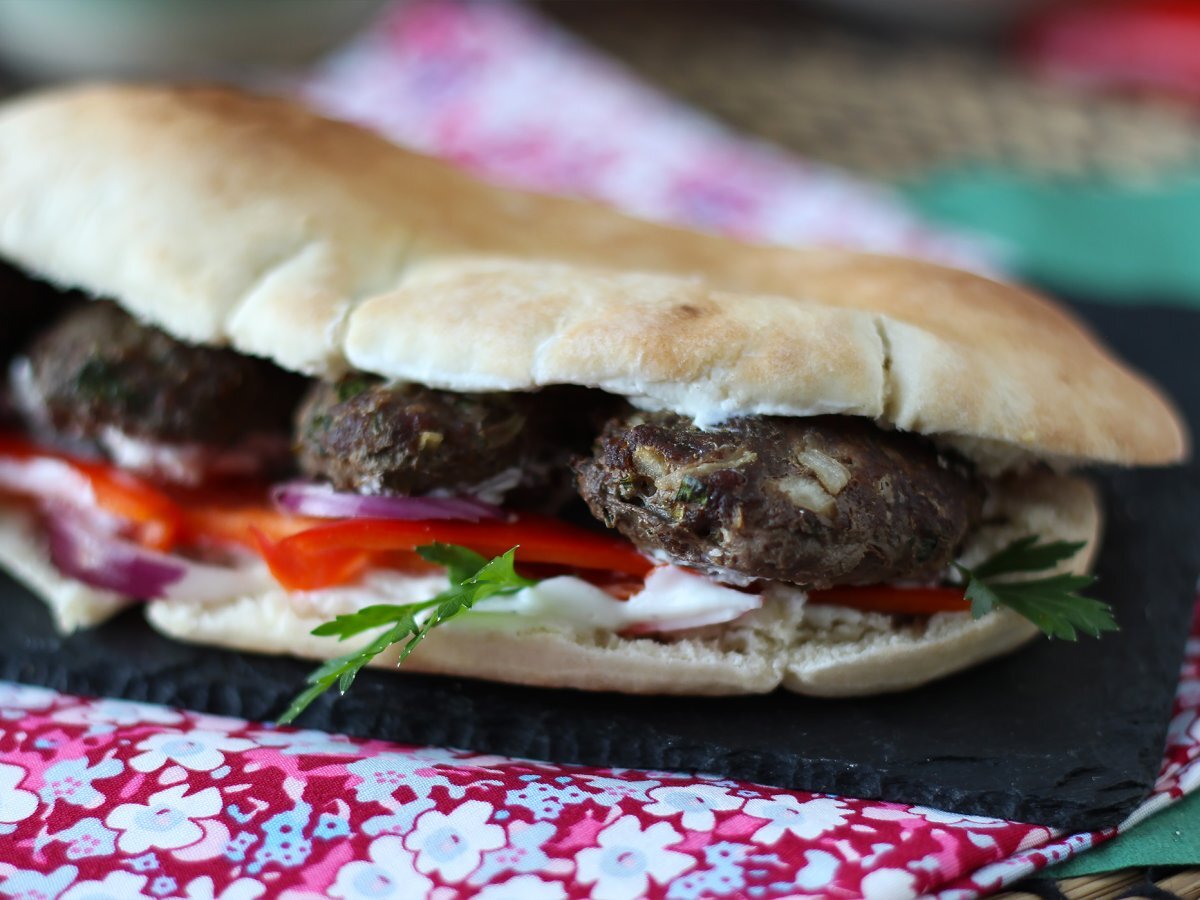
[0,84,1186,467]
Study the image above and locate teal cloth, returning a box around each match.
[1048,791,1200,878]
[904,168,1200,306]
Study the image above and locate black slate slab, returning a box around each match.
[0,301,1197,835]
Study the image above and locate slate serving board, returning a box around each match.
[0,301,1198,834]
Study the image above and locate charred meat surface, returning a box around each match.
[297,377,551,498]
[575,412,983,588]
[12,301,305,478]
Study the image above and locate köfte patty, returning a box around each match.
[297,377,547,498]
[11,301,305,480]
[575,412,984,588]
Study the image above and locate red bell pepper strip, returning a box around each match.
[182,497,325,548]
[256,514,654,591]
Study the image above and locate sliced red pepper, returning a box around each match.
[182,496,324,548]
[257,514,653,591]
[808,585,970,615]
[0,432,650,592]
[0,433,185,550]
[251,528,373,591]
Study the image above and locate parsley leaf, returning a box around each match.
[278,543,535,724]
[955,537,1115,641]
[968,536,1087,580]
[417,542,490,584]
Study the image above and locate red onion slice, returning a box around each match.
[0,456,95,509]
[46,510,263,602]
[271,481,507,522]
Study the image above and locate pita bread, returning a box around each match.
[0,85,1164,693]
[0,84,1185,470]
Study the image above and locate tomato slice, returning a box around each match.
[0,434,185,550]
[808,585,970,615]
[256,514,654,591]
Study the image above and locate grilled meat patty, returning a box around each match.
[12,301,304,479]
[297,377,549,498]
[574,412,983,588]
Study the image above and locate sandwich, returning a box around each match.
[0,84,1187,716]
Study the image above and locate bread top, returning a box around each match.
[0,83,1186,470]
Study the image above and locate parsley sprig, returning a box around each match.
[278,543,535,724]
[955,536,1115,640]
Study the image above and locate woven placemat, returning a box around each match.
[998,868,1200,899]
[541,0,1200,182]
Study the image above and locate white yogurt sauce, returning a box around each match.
[294,565,763,633]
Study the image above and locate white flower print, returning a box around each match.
[474,874,566,900]
[346,752,467,804]
[54,699,183,728]
[248,729,360,756]
[576,815,693,900]
[0,763,38,825]
[744,795,849,844]
[60,871,153,900]
[575,775,661,806]
[39,757,123,809]
[907,806,1013,828]
[860,868,918,900]
[644,784,743,831]
[0,683,58,711]
[329,836,432,900]
[106,785,221,853]
[405,800,505,883]
[130,730,254,773]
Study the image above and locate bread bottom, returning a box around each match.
[0,472,1100,696]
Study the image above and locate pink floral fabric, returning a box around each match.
[301,0,1001,274]
[0,598,1196,900]
[0,687,1075,900]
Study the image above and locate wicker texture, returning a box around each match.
[543,0,1200,181]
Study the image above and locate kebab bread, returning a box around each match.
[0,84,1184,693]
[0,84,1185,469]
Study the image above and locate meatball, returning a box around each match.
[12,301,305,480]
[574,412,983,588]
[297,377,546,498]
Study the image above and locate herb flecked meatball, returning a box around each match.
[12,301,304,478]
[574,412,983,588]
[296,376,547,497]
